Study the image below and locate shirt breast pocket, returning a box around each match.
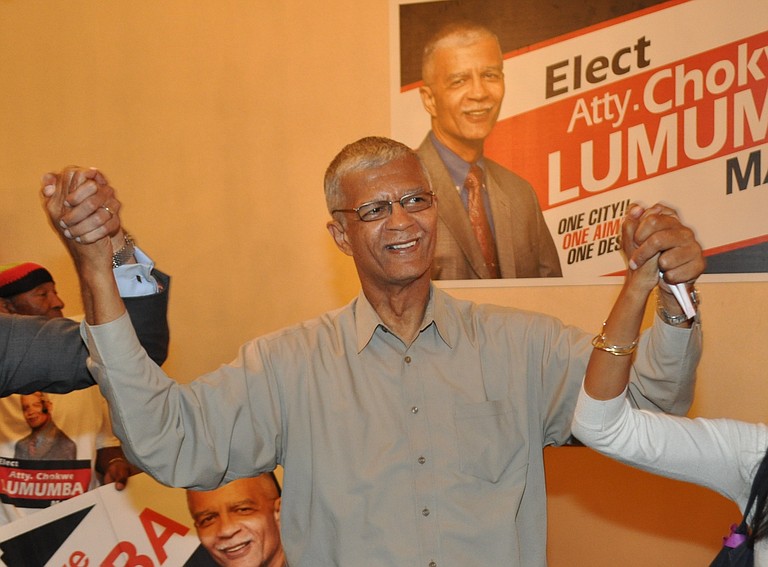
[454,398,528,483]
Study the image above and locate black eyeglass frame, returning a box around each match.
[331,190,436,222]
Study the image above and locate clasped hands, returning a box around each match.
[621,202,705,309]
[41,166,123,265]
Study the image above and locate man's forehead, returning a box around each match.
[432,36,502,64]
[20,394,43,404]
[188,476,277,509]
[343,158,428,198]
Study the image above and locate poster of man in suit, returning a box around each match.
[391,0,768,283]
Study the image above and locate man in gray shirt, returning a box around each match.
[48,140,704,566]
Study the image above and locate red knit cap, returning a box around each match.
[0,262,55,298]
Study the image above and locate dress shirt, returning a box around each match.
[84,285,700,567]
[114,247,158,297]
[572,385,768,565]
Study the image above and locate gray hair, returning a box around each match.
[324,136,431,214]
[421,21,501,85]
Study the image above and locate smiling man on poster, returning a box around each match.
[417,20,562,280]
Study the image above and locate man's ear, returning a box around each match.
[419,85,438,118]
[327,219,353,257]
[1,298,17,314]
[273,496,281,528]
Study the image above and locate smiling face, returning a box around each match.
[327,155,437,295]
[20,393,52,430]
[187,476,284,567]
[420,33,505,162]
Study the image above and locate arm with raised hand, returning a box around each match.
[584,205,664,402]
[0,168,169,396]
[571,207,758,502]
[617,203,706,415]
[42,167,170,365]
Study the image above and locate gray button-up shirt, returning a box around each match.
[85,285,700,566]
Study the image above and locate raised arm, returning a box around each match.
[618,203,705,415]
[584,206,664,401]
[0,170,171,397]
[42,168,287,490]
[43,169,172,365]
[571,208,762,505]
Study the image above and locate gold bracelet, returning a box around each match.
[107,457,127,467]
[591,321,639,356]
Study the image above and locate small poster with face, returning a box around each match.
[0,472,208,567]
[0,470,286,567]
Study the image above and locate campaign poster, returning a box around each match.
[0,473,213,567]
[391,0,768,284]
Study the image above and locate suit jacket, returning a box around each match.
[418,136,562,280]
[0,270,170,396]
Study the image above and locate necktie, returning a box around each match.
[465,164,500,278]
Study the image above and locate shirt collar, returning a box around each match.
[353,284,454,352]
[429,131,485,188]
[428,286,455,348]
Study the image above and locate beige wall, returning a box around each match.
[1,3,765,565]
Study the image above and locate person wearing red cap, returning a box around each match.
[0,257,133,523]
[0,171,171,396]
[0,168,170,525]
[0,262,64,319]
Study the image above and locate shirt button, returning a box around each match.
[418,456,426,465]
[422,508,430,517]
[411,406,419,414]
[404,355,412,363]
[429,562,437,567]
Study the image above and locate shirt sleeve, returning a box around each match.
[0,252,170,396]
[95,393,121,450]
[538,311,700,447]
[0,314,95,396]
[114,246,158,297]
[122,268,171,366]
[572,382,766,508]
[626,312,702,416]
[82,312,282,490]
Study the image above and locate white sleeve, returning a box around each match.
[113,246,158,298]
[572,381,766,507]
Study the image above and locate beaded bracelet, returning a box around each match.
[591,322,639,356]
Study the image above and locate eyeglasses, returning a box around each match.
[332,190,435,222]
